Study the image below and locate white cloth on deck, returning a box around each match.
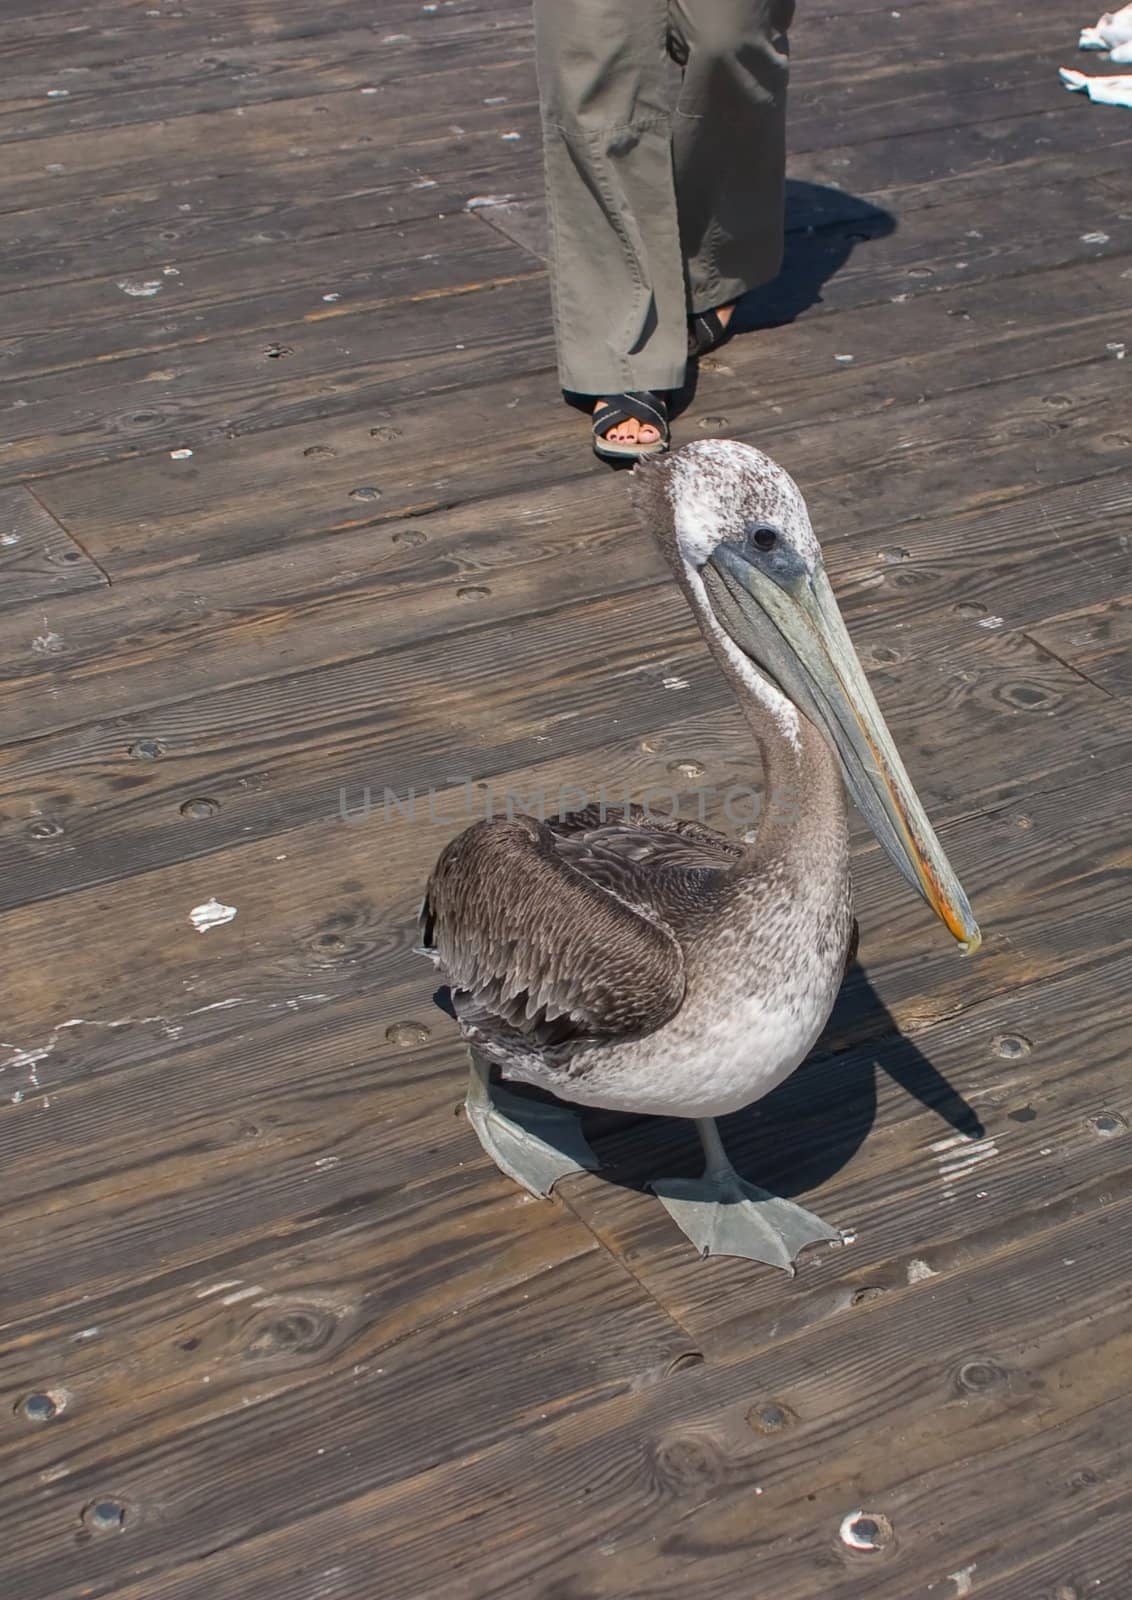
[1079,2,1132,48]
[1060,64,1132,103]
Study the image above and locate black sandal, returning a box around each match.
[592,391,669,462]
[688,306,735,359]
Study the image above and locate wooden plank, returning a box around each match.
[0,20,535,149]
[0,484,106,607]
[0,150,529,299]
[4,124,1128,372]
[0,821,1110,1269]
[476,171,1132,319]
[0,39,540,292]
[2,429,1129,750]
[0,272,554,482]
[0,1125,684,1375]
[807,113,1131,216]
[0,990,463,1213]
[595,1389,1132,1600]
[5,210,1127,485]
[0,59,543,217]
[0,638,1128,1080]
[2,88,1123,355]
[0,0,1072,159]
[0,158,526,296]
[0,0,1029,79]
[1,562,1130,911]
[966,1490,1132,1600]
[0,231,1127,707]
[1027,594,1132,698]
[20,1201,1132,1600]
[564,936,1132,1346]
[0,1173,688,1600]
[0,0,531,81]
[19,303,1128,575]
[3,727,1127,1184]
[0,13,1100,302]
[0,0,1089,161]
[4,865,1127,1310]
[1,39,1125,240]
[0,703,1125,1080]
[0,1252,689,1600]
[794,12,1078,92]
[0,216,1119,486]
[0,27,1068,188]
[0,0,518,30]
[0,210,541,386]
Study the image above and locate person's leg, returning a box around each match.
[533,0,689,444]
[669,0,795,320]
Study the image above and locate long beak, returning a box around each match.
[706,545,981,953]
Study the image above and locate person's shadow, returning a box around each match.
[674,179,896,416]
[731,178,896,334]
[582,180,896,444]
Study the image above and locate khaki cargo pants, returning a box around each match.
[533,0,795,396]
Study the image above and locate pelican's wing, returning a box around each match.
[548,802,744,866]
[420,813,686,1045]
[543,802,744,901]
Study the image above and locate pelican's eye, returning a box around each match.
[751,526,778,552]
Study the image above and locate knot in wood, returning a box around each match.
[651,1428,726,1493]
[955,1356,1009,1395]
[746,1400,795,1435]
[245,1306,338,1362]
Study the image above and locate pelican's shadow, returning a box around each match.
[436,964,984,1203]
[580,966,983,1199]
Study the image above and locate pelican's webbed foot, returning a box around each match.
[651,1118,842,1270]
[464,1059,598,1198]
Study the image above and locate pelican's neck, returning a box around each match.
[681,563,847,869]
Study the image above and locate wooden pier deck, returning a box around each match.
[2,1,1131,1595]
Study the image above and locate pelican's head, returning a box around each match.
[632,440,980,954]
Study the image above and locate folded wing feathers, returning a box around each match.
[420,812,696,1043]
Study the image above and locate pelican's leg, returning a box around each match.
[651,1118,842,1270]
[463,1056,599,1198]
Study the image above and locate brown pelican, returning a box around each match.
[419,440,979,1268]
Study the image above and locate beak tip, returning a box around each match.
[936,886,980,955]
[949,905,981,955]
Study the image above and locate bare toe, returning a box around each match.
[593,398,665,451]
